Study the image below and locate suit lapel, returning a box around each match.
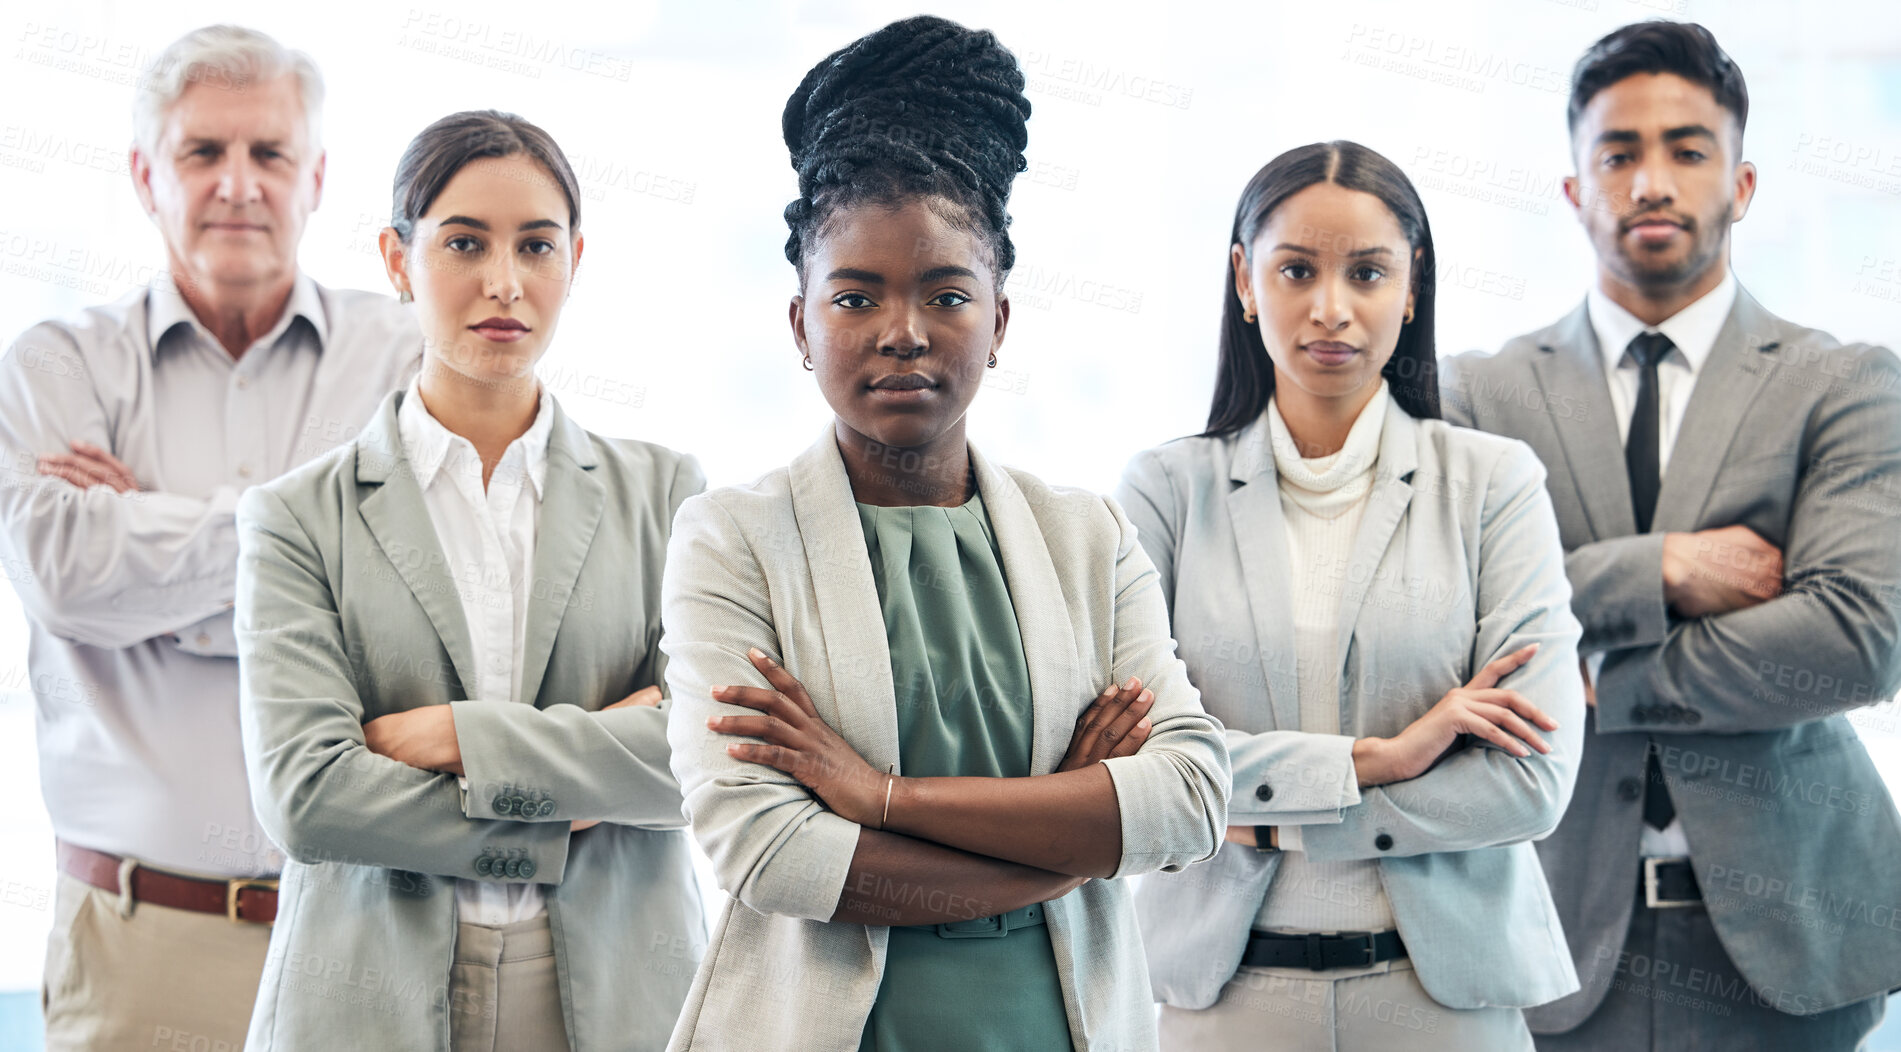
[1330,400,1417,732]
[1223,416,1302,732]
[517,401,605,708]
[354,390,478,696]
[1651,288,1781,531]
[1533,302,1635,542]
[969,444,1087,776]
[788,429,900,773]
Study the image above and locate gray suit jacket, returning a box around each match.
[660,429,1231,1051]
[1442,288,1901,1028]
[236,388,707,1051]
[1119,397,1586,1011]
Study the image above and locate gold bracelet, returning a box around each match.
[881,765,896,830]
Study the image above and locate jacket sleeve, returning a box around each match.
[237,486,573,882]
[1596,345,1901,733]
[1094,493,1232,878]
[453,453,710,828]
[0,325,241,648]
[1115,450,1359,829]
[1297,442,1587,861]
[662,492,861,922]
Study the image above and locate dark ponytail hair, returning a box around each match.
[1204,140,1440,437]
[781,15,1031,288]
[390,109,581,244]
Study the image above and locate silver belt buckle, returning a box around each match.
[1643,856,1698,909]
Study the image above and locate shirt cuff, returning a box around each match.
[1276,824,1304,852]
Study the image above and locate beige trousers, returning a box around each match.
[1159,956,1536,1052]
[448,915,570,1052]
[41,871,272,1052]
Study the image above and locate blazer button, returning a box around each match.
[493,795,514,816]
[518,859,537,880]
[1374,834,1394,851]
[538,800,557,817]
[1255,784,1274,802]
[1630,707,1649,724]
[509,796,528,815]
[475,856,492,875]
[1685,710,1702,725]
[504,859,522,878]
[1617,777,1642,801]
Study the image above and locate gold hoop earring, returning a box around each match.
[1404,307,1415,324]
[987,352,998,368]
[801,355,814,371]
[1243,310,1256,324]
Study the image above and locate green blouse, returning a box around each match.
[854,491,1073,1052]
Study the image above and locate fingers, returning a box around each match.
[1467,643,1539,690]
[604,685,663,710]
[1095,688,1154,755]
[1464,701,1550,754]
[724,741,800,775]
[1451,709,1533,757]
[748,648,820,717]
[1462,688,1559,731]
[707,713,791,743]
[37,455,117,490]
[68,440,139,490]
[710,684,799,721]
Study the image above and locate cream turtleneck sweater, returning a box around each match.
[1253,380,1399,935]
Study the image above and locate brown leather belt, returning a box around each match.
[57,840,278,924]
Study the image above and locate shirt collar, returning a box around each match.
[396,376,555,498]
[147,270,328,360]
[1587,268,1737,376]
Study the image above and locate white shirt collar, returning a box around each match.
[396,376,554,498]
[1587,268,1737,376]
[147,270,328,359]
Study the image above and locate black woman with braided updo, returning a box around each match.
[660,15,1230,1051]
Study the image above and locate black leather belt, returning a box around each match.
[1642,857,1702,908]
[1243,929,1407,971]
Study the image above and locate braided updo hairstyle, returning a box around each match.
[781,15,1032,289]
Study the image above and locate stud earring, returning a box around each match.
[399,289,412,305]
[987,352,998,368]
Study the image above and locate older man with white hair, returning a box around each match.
[0,24,417,1049]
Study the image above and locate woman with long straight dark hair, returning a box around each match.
[1118,141,1586,1049]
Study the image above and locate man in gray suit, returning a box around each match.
[1442,20,1901,1052]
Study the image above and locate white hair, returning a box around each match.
[133,25,325,156]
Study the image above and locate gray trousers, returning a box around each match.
[1158,955,1535,1051]
[449,915,570,1052]
[1534,883,1887,1052]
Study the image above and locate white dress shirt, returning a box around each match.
[395,377,554,924]
[1584,269,1737,857]
[0,274,417,877]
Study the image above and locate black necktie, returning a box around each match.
[1626,331,1676,829]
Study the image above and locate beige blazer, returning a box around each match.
[660,428,1231,1051]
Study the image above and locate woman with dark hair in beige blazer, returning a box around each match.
[660,16,1230,1052]
[236,111,704,1051]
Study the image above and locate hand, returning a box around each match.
[362,706,464,775]
[571,819,602,832]
[707,648,888,827]
[1354,644,1557,787]
[1579,654,1596,709]
[1055,678,1153,772]
[1662,525,1783,618]
[38,440,140,492]
[603,685,662,710]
